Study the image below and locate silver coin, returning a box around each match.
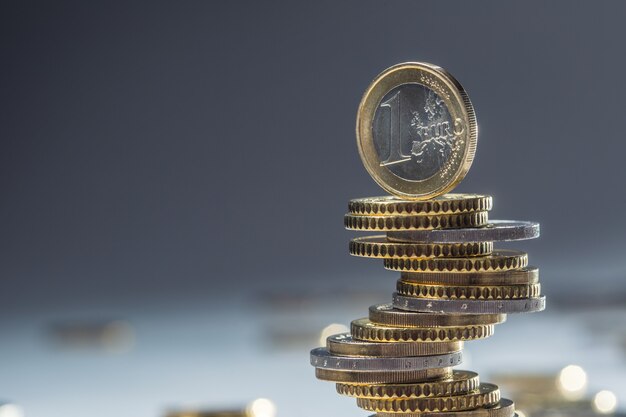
[386,220,539,243]
[393,293,546,314]
[310,347,462,371]
[372,83,458,181]
[373,398,516,417]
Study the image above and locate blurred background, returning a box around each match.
[1,1,626,416]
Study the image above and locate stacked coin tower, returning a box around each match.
[310,62,545,417]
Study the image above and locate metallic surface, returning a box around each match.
[315,367,453,384]
[368,304,506,327]
[345,211,488,231]
[356,63,477,199]
[373,398,516,417]
[396,281,541,300]
[357,383,500,412]
[400,267,539,285]
[351,318,495,342]
[310,347,462,371]
[335,370,480,398]
[387,220,540,243]
[383,250,528,273]
[393,293,546,314]
[327,333,464,357]
[350,237,493,259]
[348,194,492,216]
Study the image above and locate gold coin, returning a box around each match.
[397,281,541,300]
[351,318,494,343]
[350,236,493,259]
[400,267,539,285]
[327,333,463,357]
[348,194,492,216]
[345,211,488,231]
[375,398,516,417]
[315,367,453,384]
[368,304,506,327]
[384,250,528,273]
[357,383,500,412]
[356,62,477,200]
[336,370,479,399]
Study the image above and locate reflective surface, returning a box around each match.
[373,83,456,181]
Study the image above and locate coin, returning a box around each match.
[351,318,495,342]
[336,370,480,399]
[310,347,462,371]
[327,333,463,357]
[350,236,493,259]
[368,304,506,327]
[373,398,516,417]
[396,281,541,300]
[393,293,546,314]
[357,383,500,412]
[400,267,539,286]
[345,211,488,231]
[383,250,528,273]
[387,220,540,243]
[315,367,453,384]
[348,194,492,216]
[356,62,477,199]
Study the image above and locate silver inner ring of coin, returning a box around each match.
[372,83,459,181]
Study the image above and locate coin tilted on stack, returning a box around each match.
[310,62,544,417]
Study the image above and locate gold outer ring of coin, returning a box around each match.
[315,367,453,384]
[336,370,480,399]
[368,304,506,327]
[327,333,463,357]
[348,194,492,216]
[397,281,542,300]
[373,398,516,417]
[357,383,500,412]
[400,267,539,285]
[350,236,493,259]
[356,62,477,200]
[384,250,528,273]
[345,211,488,231]
[351,318,494,342]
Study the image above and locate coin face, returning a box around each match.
[357,62,477,199]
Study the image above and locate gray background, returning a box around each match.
[1,1,626,416]
[2,0,625,312]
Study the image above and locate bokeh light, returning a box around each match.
[557,364,587,399]
[246,398,277,417]
[593,390,618,414]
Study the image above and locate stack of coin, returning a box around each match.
[310,62,545,417]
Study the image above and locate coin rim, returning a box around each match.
[356,62,477,200]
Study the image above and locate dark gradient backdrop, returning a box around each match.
[2,1,626,316]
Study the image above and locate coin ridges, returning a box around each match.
[327,334,464,357]
[345,211,488,231]
[369,304,506,327]
[400,267,539,286]
[357,383,500,412]
[351,318,495,342]
[374,398,516,417]
[348,195,492,216]
[393,293,546,314]
[387,220,540,243]
[311,347,462,371]
[397,281,542,300]
[350,237,493,259]
[336,370,480,399]
[384,250,528,273]
[315,367,453,384]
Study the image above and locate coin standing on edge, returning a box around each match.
[357,62,477,200]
